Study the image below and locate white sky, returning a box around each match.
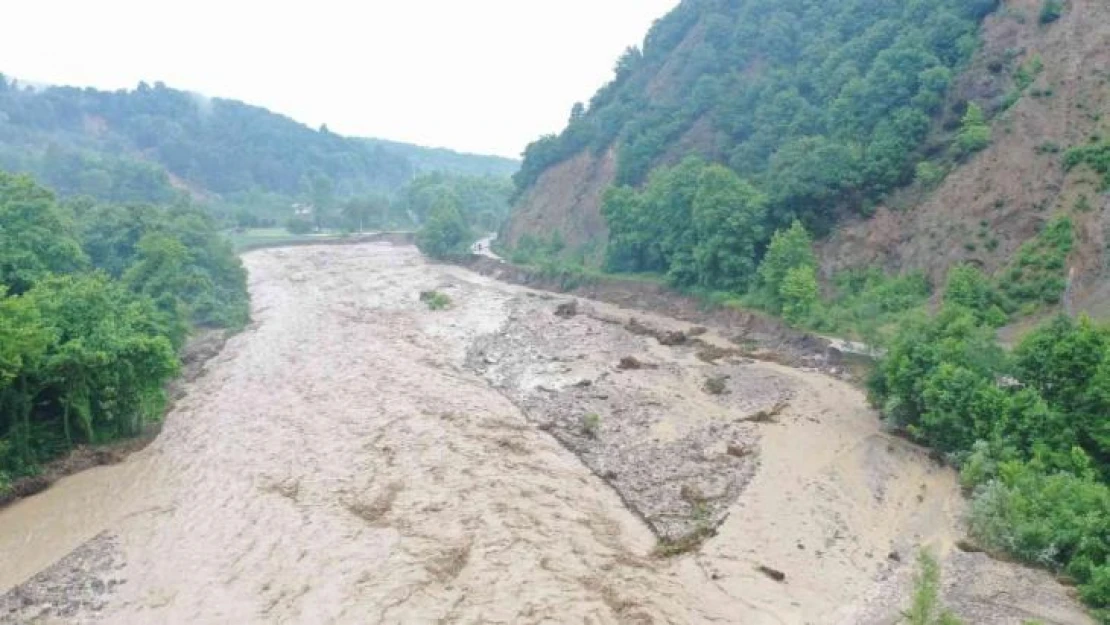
[1,0,680,158]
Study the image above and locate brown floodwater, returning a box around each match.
[0,243,1093,624]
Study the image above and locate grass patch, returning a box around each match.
[420,290,452,311]
[580,413,601,438]
[228,228,350,252]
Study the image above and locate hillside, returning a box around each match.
[507,0,992,257]
[360,138,518,178]
[504,0,1109,314]
[819,0,1110,316]
[0,77,517,208]
[497,1,1110,619]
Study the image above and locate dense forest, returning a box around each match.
[0,171,248,495]
[497,0,1110,619]
[517,0,998,285]
[0,75,518,222]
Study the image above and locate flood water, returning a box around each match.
[0,244,1092,625]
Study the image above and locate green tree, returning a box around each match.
[340,195,388,232]
[0,172,87,293]
[780,265,819,326]
[944,264,1008,326]
[690,165,767,291]
[757,220,816,308]
[956,103,992,155]
[416,196,473,259]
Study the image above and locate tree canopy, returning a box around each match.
[0,171,247,491]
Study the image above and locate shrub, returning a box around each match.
[915,161,948,188]
[581,413,601,438]
[997,216,1073,307]
[780,265,819,326]
[1064,141,1110,190]
[907,551,965,625]
[944,265,1009,326]
[1039,0,1064,24]
[956,103,992,155]
[419,290,452,311]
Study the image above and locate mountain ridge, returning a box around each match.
[0,75,517,207]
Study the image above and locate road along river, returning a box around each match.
[0,243,1092,624]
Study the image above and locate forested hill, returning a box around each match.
[360,138,518,178]
[505,0,999,259]
[0,76,517,205]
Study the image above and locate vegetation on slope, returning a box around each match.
[497,2,1110,617]
[510,0,1011,320]
[517,0,997,230]
[870,290,1110,620]
[0,75,518,230]
[0,172,248,495]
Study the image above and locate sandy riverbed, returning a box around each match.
[0,243,1091,624]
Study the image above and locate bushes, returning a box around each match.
[998,216,1073,308]
[0,171,248,483]
[956,103,992,155]
[871,311,1110,617]
[1039,0,1065,24]
[967,461,1110,616]
[944,265,1008,326]
[419,290,452,311]
[1064,141,1110,190]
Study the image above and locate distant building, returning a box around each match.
[292,203,314,217]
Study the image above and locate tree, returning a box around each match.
[0,290,49,391]
[757,220,816,308]
[956,103,991,155]
[341,196,387,232]
[415,196,472,259]
[944,264,1007,326]
[690,165,766,291]
[780,265,819,326]
[0,172,87,294]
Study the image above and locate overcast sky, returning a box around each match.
[1,0,680,158]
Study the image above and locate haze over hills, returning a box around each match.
[0,75,518,209]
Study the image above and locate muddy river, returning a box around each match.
[0,243,1092,624]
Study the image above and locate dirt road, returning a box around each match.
[0,243,1091,624]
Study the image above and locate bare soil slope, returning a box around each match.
[819,0,1110,297]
